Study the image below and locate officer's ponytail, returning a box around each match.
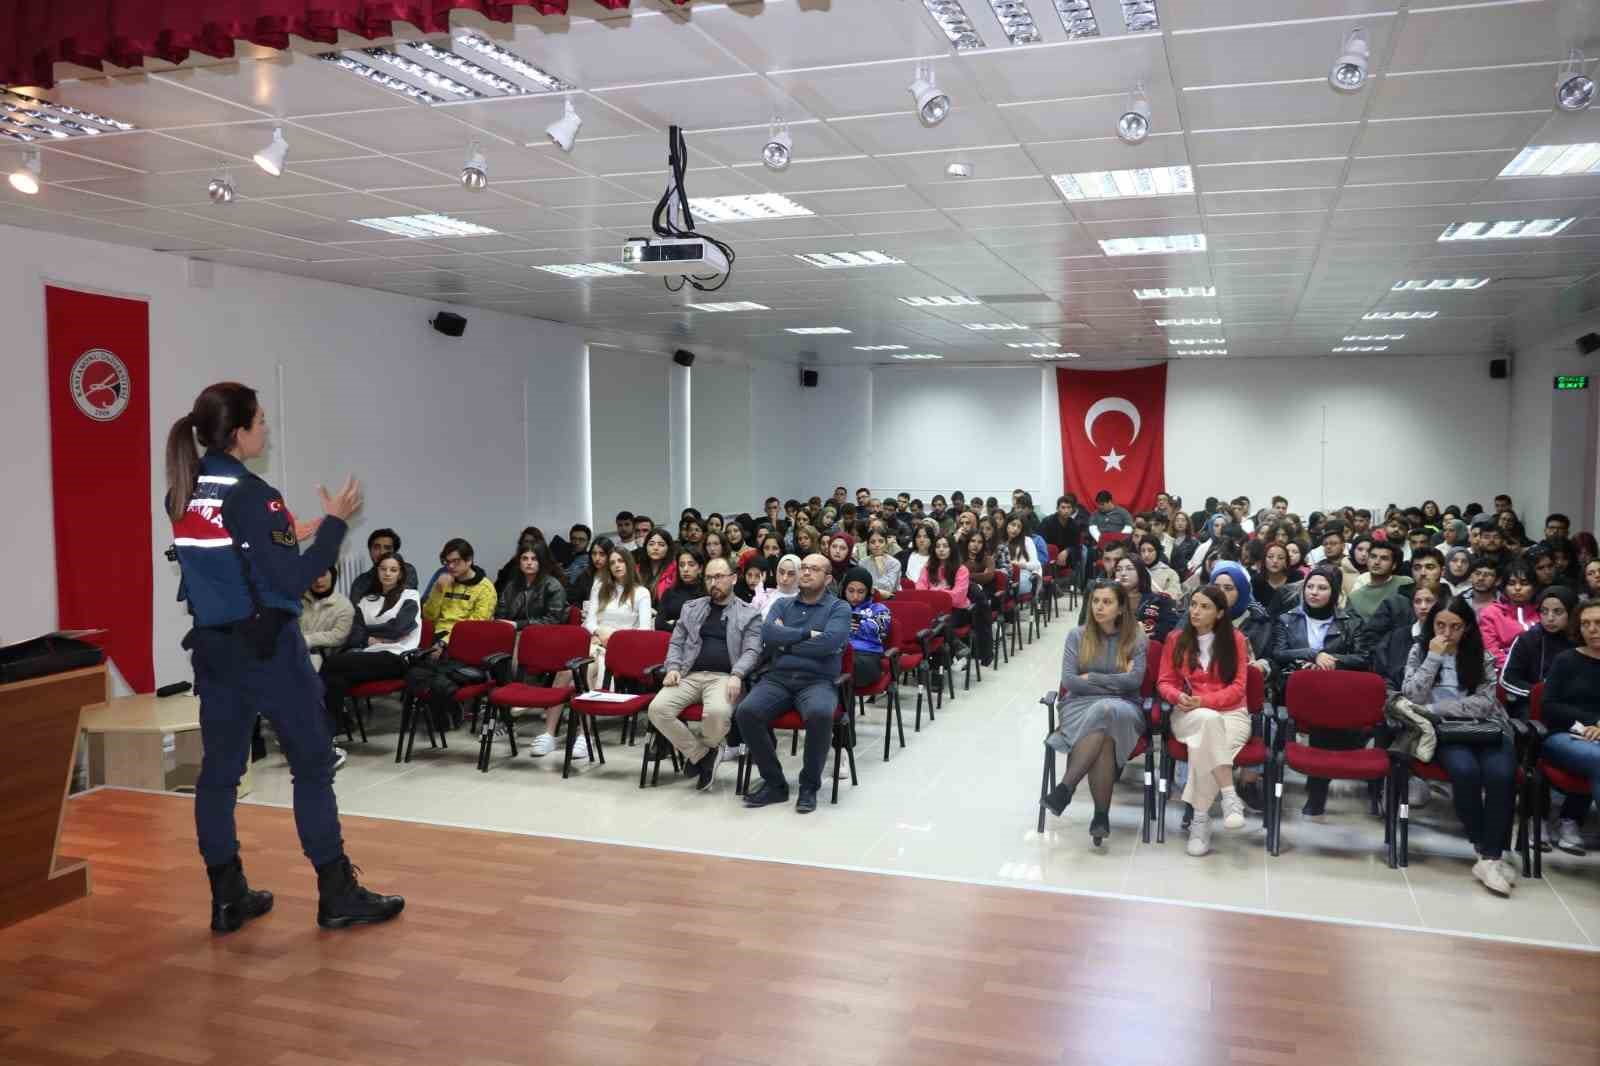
[164,382,259,524]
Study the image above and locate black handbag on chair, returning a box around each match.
[1424,712,1505,747]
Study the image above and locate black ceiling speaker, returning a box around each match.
[430,311,467,337]
[673,348,696,367]
[800,368,819,388]
[1489,358,1509,380]
[1577,332,1600,355]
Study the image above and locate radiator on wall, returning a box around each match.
[335,552,364,597]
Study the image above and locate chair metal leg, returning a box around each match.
[638,723,653,788]
[1141,745,1154,844]
[394,696,410,764]
[1037,744,1054,834]
[1533,775,1546,879]
[1156,751,1172,844]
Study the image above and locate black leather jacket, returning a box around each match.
[494,575,568,628]
[1271,606,1367,672]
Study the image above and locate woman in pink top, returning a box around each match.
[917,533,974,663]
[1157,584,1252,857]
[1477,560,1540,670]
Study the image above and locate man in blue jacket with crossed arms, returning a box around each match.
[736,552,852,814]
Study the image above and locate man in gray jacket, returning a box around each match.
[647,557,764,791]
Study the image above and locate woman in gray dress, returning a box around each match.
[1041,578,1149,844]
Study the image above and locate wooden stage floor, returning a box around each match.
[0,788,1594,1066]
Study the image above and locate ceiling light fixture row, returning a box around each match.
[686,301,769,312]
[900,295,981,307]
[988,1,1043,45]
[1117,86,1152,144]
[1332,345,1387,352]
[963,322,1028,331]
[1054,165,1192,201]
[922,0,986,50]
[1392,278,1488,291]
[1362,310,1435,320]
[795,251,905,268]
[689,193,811,222]
[891,352,944,360]
[855,345,909,351]
[1556,49,1595,111]
[1438,218,1574,241]
[1099,233,1205,256]
[0,87,136,143]
[787,326,852,334]
[1344,334,1405,341]
[1030,351,1082,359]
[1499,143,1600,177]
[207,173,237,204]
[1156,316,1222,326]
[1007,341,1062,349]
[1135,286,1215,300]
[535,262,640,278]
[461,141,488,191]
[1168,337,1225,345]
[354,213,498,238]
[1176,348,1228,355]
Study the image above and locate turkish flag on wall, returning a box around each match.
[1056,365,1167,512]
[46,285,154,693]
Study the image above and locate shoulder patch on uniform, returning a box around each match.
[268,499,285,513]
[271,529,298,547]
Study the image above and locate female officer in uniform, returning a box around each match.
[165,381,403,933]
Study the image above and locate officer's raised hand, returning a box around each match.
[319,476,363,522]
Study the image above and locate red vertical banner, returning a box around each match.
[1056,365,1167,512]
[46,285,154,693]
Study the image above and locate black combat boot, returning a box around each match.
[315,856,405,930]
[207,855,274,934]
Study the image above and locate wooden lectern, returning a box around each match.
[0,664,104,929]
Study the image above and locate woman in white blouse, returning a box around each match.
[583,547,654,688]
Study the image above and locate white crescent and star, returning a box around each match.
[1082,396,1141,472]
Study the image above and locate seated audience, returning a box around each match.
[900,522,936,586]
[1039,495,1085,570]
[1398,596,1517,897]
[1003,515,1043,595]
[1479,560,1540,669]
[764,555,801,617]
[842,567,891,690]
[1251,540,1294,616]
[570,537,613,610]
[723,521,755,569]
[1587,558,1600,599]
[349,528,417,602]
[1540,598,1600,856]
[419,539,499,646]
[917,533,976,663]
[1112,555,1177,643]
[494,543,568,628]
[1375,581,1437,690]
[495,526,546,594]
[1138,538,1183,600]
[1346,540,1413,621]
[562,525,593,586]
[1158,585,1253,857]
[861,527,902,598]
[1464,555,1500,613]
[656,548,706,633]
[1089,490,1134,543]
[300,566,355,670]
[1040,578,1149,845]
[736,554,852,815]
[738,558,770,607]
[636,529,674,601]
[613,512,638,553]
[581,547,654,690]
[1211,562,1271,673]
[646,557,764,790]
[826,534,855,591]
[320,554,422,744]
[1169,510,1199,575]
[1500,585,1577,721]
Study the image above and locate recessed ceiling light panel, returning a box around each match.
[688,193,812,222]
[533,262,641,278]
[1498,143,1600,178]
[1332,345,1388,352]
[1155,316,1222,326]
[1006,341,1062,349]
[1438,218,1576,241]
[1052,0,1100,38]
[962,322,1028,331]
[685,301,769,312]
[1344,334,1405,341]
[1362,310,1436,320]
[1122,0,1159,32]
[352,213,498,238]
[899,295,981,307]
[1099,234,1206,256]
[452,32,575,92]
[1054,166,1193,201]
[1392,278,1489,291]
[794,251,905,268]
[786,326,852,334]
[1168,337,1226,345]
[1030,351,1082,359]
[921,0,986,50]
[1174,348,1228,355]
[1135,286,1216,300]
[986,0,1043,45]
[891,352,945,360]
[0,87,135,142]
[855,344,909,351]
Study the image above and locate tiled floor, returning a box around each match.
[244,605,1600,950]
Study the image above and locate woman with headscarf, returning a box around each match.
[1444,546,1474,597]
[826,532,855,593]
[1270,565,1370,817]
[1137,537,1183,600]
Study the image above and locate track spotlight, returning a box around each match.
[1329,29,1370,93]
[762,122,792,172]
[460,142,488,190]
[546,99,582,153]
[252,126,288,176]
[1556,49,1595,112]
[908,64,950,127]
[207,173,236,205]
[1117,88,1151,144]
[8,148,41,194]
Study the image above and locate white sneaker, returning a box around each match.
[1552,818,1586,856]
[1220,791,1246,831]
[1186,813,1213,857]
[530,733,556,757]
[1472,857,1511,897]
[572,735,590,760]
[331,747,348,773]
[1496,855,1521,887]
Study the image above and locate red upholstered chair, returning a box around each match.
[1269,670,1393,862]
[1157,662,1271,843]
[897,588,959,699]
[854,633,902,763]
[565,629,669,779]
[1037,640,1163,840]
[735,648,858,804]
[990,570,1013,669]
[888,599,940,731]
[1008,564,1040,650]
[1516,684,1585,879]
[565,604,583,626]
[397,619,515,764]
[485,624,593,776]
[345,618,432,746]
[1044,541,1068,616]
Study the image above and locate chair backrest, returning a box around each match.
[899,588,953,618]
[513,624,592,675]
[1247,663,1265,714]
[565,604,582,626]
[1284,669,1387,731]
[899,577,916,591]
[418,617,436,649]
[444,619,515,666]
[1529,681,1545,723]
[602,629,671,686]
[993,569,1010,595]
[888,600,934,653]
[1098,531,1128,546]
[1141,639,1163,700]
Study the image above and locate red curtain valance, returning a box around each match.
[2,1,685,90]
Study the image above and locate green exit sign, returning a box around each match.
[1555,375,1590,390]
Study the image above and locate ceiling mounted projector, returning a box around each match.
[1329,29,1370,93]
[622,236,729,278]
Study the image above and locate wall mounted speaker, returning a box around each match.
[673,348,696,367]
[800,368,819,388]
[1489,358,1509,380]
[430,312,467,337]
[1577,332,1600,356]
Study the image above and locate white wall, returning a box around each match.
[588,347,670,535]
[0,223,587,686]
[691,364,755,517]
[871,366,1045,501]
[749,362,872,503]
[1508,323,1600,532]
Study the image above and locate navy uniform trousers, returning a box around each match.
[191,621,344,867]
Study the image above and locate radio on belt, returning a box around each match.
[622,236,729,278]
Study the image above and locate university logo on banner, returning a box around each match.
[1055,365,1167,511]
[47,286,154,693]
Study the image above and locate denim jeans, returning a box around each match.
[1434,735,1517,858]
[1541,732,1600,821]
